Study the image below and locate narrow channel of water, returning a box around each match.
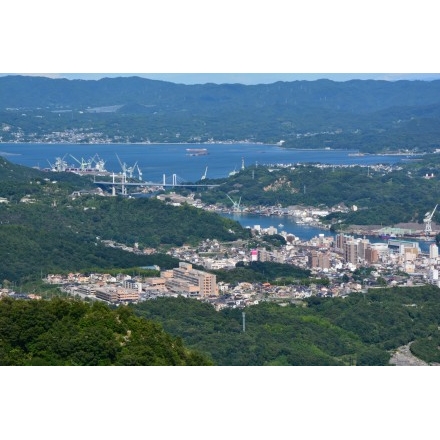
[220,212,433,253]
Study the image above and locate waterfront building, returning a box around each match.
[265,226,278,235]
[388,240,420,256]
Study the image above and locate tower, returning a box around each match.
[424,204,438,236]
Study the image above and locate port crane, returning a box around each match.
[91,154,107,172]
[70,154,91,171]
[116,154,128,178]
[116,154,139,179]
[424,204,438,236]
[226,194,242,212]
[201,166,208,180]
[136,164,143,181]
[47,154,68,172]
[126,161,138,179]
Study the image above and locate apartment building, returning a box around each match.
[95,287,140,303]
[162,262,218,296]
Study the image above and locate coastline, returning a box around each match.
[0,142,425,159]
[0,140,270,146]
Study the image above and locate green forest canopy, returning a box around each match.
[0,297,212,366]
[131,284,440,366]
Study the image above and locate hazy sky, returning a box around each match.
[3,3,439,86]
[6,73,440,85]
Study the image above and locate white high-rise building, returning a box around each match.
[429,243,439,259]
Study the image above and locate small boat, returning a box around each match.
[186,148,208,156]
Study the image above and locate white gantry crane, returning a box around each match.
[116,154,139,179]
[226,194,242,212]
[91,154,107,172]
[70,154,91,171]
[116,154,127,178]
[126,161,138,179]
[201,166,208,180]
[47,154,68,172]
[136,164,143,181]
[424,204,438,236]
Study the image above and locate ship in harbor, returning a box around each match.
[44,154,110,176]
[186,148,208,156]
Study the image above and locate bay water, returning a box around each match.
[0,142,406,183]
[1,142,422,246]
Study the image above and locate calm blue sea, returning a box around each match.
[1,142,423,246]
[0,142,407,184]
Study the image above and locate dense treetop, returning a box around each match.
[0,297,212,366]
[0,156,249,283]
[2,283,440,366]
[196,154,440,228]
[132,285,440,366]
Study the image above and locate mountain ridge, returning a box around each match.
[2,75,440,149]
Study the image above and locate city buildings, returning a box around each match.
[161,262,218,297]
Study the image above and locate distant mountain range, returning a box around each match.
[2,75,440,151]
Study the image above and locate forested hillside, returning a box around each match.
[0,156,248,283]
[0,297,212,365]
[197,156,440,227]
[132,285,440,366]
[3,280,440,366]
[2,75,440,150]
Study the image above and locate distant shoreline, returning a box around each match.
[0,142,388,154]
[0,141,271,146]
[0,142,425,156]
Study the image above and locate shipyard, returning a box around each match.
[44,153,111,176]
